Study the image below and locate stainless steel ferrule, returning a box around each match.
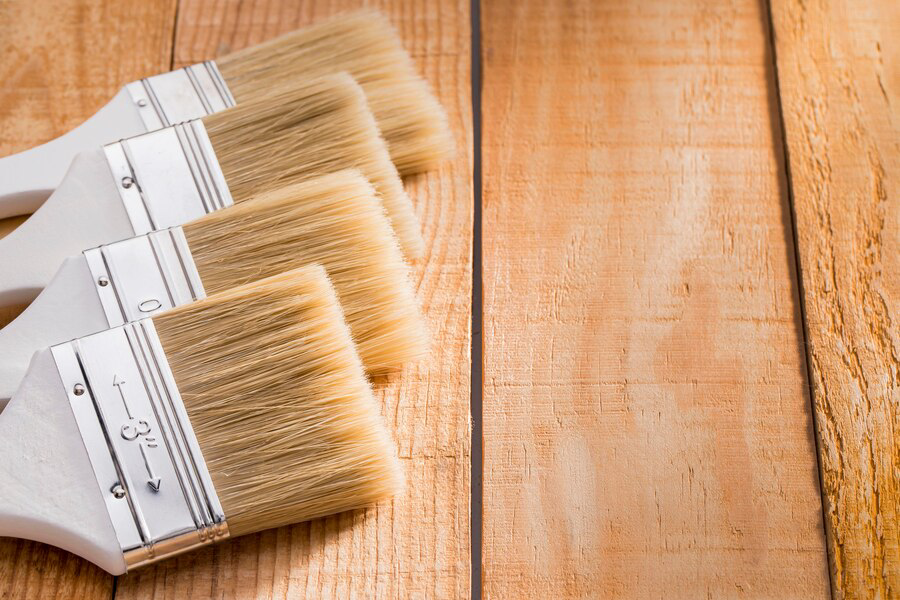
[84,228,206,327]
[104,120,234,235]
[51,320,228,570]
[125,61,236,130]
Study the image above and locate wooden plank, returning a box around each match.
[769,0,900,596]
[481,0,830,597]
[0,0,177,597]
[113,1,472,598]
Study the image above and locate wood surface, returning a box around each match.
[480,0,831,597]
[770,0,900,597]
[0,0,176,156]
[112,1,473,599]
[0,0,177,597]
[1,0,896,597]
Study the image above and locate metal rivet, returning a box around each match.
[136,99,148,107]
[97,276,110,287]
[121,176,135,189]
[73,384,86,396]
[111,484,126,499]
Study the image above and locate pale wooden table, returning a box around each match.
[0,0,895,598]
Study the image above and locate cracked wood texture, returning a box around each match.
[0,0,176,597]
[770,0,900,597]
[481,0,830,597]
[112,1,472,599]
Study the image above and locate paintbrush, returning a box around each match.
[0,171,427,401]
[0,72,423,307]
[0,9,452,218]
[0,265,403,574]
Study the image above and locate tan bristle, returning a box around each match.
[182,171,427,372]
[216,9,453,175]
[153,266,404,536]
[203,72,424,260]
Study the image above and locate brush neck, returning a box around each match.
[0,348,126,574]
[0,256,109,403]
[0,149,135,307]
[0,90,147,219]
[0,226,209,404]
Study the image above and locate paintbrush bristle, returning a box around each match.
[216,9,453,175]
[182,171,427,372]
[203,72,424,260]
[153,266,404,536]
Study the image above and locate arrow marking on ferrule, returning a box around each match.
[140,442,162,492]
[112,375,132,418]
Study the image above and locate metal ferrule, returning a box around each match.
[125,61,236,130]
[51,320,228,571]
[84,228,206,327]
[104,120,234,235]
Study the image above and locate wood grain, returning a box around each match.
[0,0,176,598]
[770,0,900,596]
[112,1,472,598]
[0,0,176,156]
[481,0,830,597]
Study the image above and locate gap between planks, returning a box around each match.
[469,0,484,598]
[760,0,834,595]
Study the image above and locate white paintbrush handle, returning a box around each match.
[0,90,146,219]
[0,148,134,306]
[0,348,125,574]
[0,256,108,403]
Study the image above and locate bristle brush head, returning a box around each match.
[181,171,427,372]
[215,9,453,175]
[203,72,424,260]
[153,266,404,536]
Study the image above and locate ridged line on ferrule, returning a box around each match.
[203,61,237,107]
[139,78,170,127]
[125,321,224,536]
[173,121,231,214]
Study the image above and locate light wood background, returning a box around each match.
[481,0,829,596]
[0,0,896,598]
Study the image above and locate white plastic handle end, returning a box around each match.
[0,348,125,574]
[0,89,147,219]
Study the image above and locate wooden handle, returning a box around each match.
[0,148,134,307]
[0,256,109,402]
[0,348,126,574]
[0,90,146,219]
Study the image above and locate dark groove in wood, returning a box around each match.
[470,0,483,598]
[759,1,835,596]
